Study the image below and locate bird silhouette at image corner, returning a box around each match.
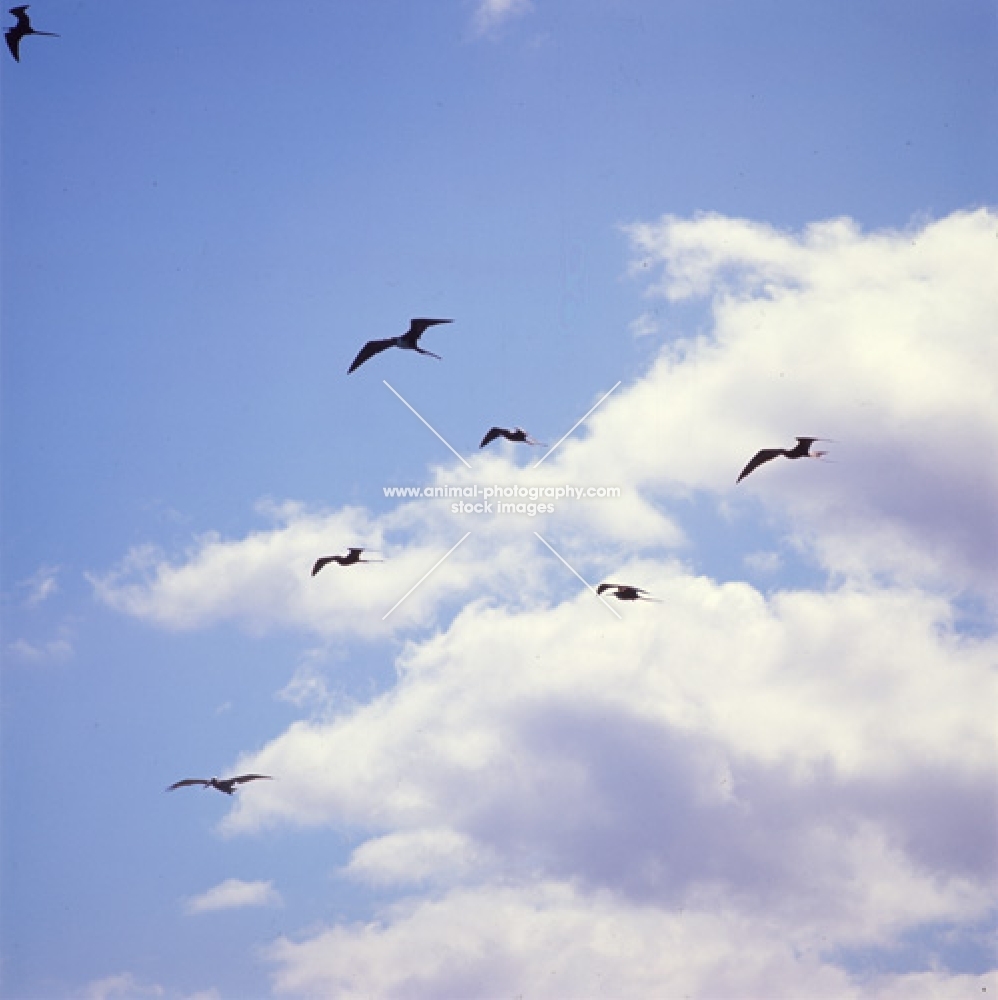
[736,437,834,483]
[479,426,546,449]
[597,583,659,602]
[348,318,452,373]
[5,6,58,62]
[167,774,272,796]
[311,547,382,576]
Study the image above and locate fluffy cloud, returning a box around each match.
[225,566,994,993]
[613,208,998,593]
[267,882,995,999]
[183,878,281,915]
[93,210,998,997]
[92,210,998,641]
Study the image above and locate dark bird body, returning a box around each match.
[348,318,452,373]
[736,437,831,483]
[597,583,657,602]
[6,6,58,62]
[167,774,272,796]
[479,426,545,449]
[311,547,380,576]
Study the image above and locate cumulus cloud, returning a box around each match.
[268,882,996,999]
[224,568,995,993]
[616,208,998,594]
[343,828,490,887]
[184,878,282,915]
[92,210,998,997]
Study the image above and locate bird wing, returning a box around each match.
[736,449,782,482]
[347,547,364,556]
[312,557,335,577]
[596,583,618,595]
[6,28,21,61]
[167,778,208,791]
[231,774,272,785]
[480,427,507,448]
[408,318,452,340]
[348,338,396,373]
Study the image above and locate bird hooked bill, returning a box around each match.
[596,583,658,602]
[167,774,272,795]
[311,547,381,576]
[348,318,452,373]
[5,6,59,62]
[736,437,833,483]
[479,426,546,449]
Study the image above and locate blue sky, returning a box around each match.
[2,2,996,998]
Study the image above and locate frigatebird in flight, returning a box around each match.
[597,583,658,602]
[348,318,452,373]
[311,547,381,576]
[167,774,272,796]
[736,437,832,483]
[5,6,58,61]
[480,426,546,449]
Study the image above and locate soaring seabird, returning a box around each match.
[479,426,546,449]
[596,583,657,602]
[311,547,380,576]
[736,437,832,483]
[5,6,58,62]
[167,774,272,796]
[348,318,452,373]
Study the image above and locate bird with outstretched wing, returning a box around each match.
[348,318,452,373]
[167,774,272,795]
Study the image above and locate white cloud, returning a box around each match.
[184,878,282,915]
[6,635,73,663]
[20,564,60,607]
[343,828,492,887]
[471,0,533,37]
[616,208,998,594]
[224,571,994,993]
[267,881,995,999]
[93,210,998,996]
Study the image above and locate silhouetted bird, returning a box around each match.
[597,583,657,602]
[167,774,272,796]
[311,547,381,576]
[5,6,58,62]
[348,318,452,373]
[479,426,545,449]
[736,437,832,483]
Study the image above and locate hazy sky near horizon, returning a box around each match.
[2,2,996,998]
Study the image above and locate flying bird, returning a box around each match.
[5,6,58,62]
[596,583,658,602]
[167,774,272,796]
[311,547,381,576]
[479,426,546,449]
[736,437,832,483]
[348,318,452,373]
